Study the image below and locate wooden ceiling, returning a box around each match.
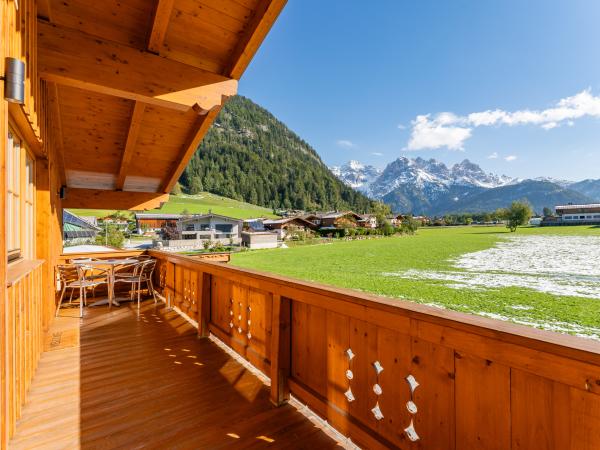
[36,0,286,207]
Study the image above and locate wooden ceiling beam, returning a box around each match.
[62,189,169,211]
[38,21,237,112]
[225,0,287,79]
[116,102,146,190]
[148,0,175,53]
[160,107,222,193]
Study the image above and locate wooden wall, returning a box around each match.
[1,0,64,446]
[150,250,600,450]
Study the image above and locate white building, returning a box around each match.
[555,204,600,225]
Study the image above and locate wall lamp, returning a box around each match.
[1,57,25,104]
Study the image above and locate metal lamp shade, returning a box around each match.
[4,57,25,104]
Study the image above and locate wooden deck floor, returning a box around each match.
[9,301,339,449]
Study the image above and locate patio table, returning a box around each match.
[74,258,139,307]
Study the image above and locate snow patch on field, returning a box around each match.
[384,235,600,299]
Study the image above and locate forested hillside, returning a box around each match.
[180,96,373,212]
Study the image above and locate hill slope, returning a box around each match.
[180,96,373,212]
[68,193,278,220]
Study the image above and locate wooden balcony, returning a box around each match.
[5,249,600,448]
[9,299,338,449]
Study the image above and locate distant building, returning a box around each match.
[241,231,279,249]
[263,217,318,239]
[548,204,600,225]
[135,213,182,233]
[358,214,377,229]
[177,213,242,243]
[63,210,101,245]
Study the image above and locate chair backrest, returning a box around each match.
[136,255,151,261]
[57,265,79,284]
[141,259,156,278]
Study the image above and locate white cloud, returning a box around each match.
[487,152,498,159]
[371,152,383,156]
[504,155,517,162]
[407,114,471,151]
[336,139,355,148]
[406,89,600,151]
[397,124,406,130]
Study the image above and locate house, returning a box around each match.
[135,213,182,233]
[241,231,279,249]
[321,211,364,228]
[176,213,243,244]
[243,218,267,232]
[2,2,599,448]
[358,214,377,229]
[552,203,600,225]
[263,216,318,239]
[62,210,100,245]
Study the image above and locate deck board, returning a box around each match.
[9,301,338,449]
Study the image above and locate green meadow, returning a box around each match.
[68,192,278,220]
[231,225,600,339]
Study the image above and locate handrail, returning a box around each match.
[148,249,600,362]
[148,248,600,449]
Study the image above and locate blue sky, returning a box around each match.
[239,0,600,181]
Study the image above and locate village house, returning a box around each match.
[62,210,100,246]
[177,213,242,243]
[135,213,182,234]
[304,211,364,229]
[263,216,318,239]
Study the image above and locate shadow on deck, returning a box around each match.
[9,301,338,449]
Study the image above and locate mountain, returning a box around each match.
[332,157,594,215]
[569,179,600,201]
[330,160,382,193]
[442,180,594,215]
[180,96,373,213]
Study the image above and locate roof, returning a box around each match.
[320,211,362,220]
[179,213,243,223]
[63,210,101,231]
[44,1,287,210]
[134,213,183,220]
[556,204,600,209]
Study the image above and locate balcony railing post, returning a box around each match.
[197,272,211,338]
[270,294,291,406]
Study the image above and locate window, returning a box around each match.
[215,224,233,233]
[6,129,35,262]
[185,224,195,231]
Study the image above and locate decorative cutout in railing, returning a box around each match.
[371,361,384,421]
[344,348,355,402]
[404,374,420,442]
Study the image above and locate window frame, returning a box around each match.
[6,126,36,264]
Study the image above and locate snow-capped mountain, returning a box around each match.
[360,157,515,199]
[330,157,595,215]
[329,160,382,193]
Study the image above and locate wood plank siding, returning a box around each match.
[149,250,600,450]
[9,301,338,449]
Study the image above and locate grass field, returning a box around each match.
[68,192,278,220]
[231,225,600,339]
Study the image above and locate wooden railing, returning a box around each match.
[149,249,600,449]
[2,260,45,441]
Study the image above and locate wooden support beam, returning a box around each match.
[148,0,175,53]
[38,21,237,112]
[270,294,291,406]
[46,83,67,186]
[116,102,146,190]
[61,188,169,210]
[226,0,287,79]
[198,273,212,338]
[160,106,222,193]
